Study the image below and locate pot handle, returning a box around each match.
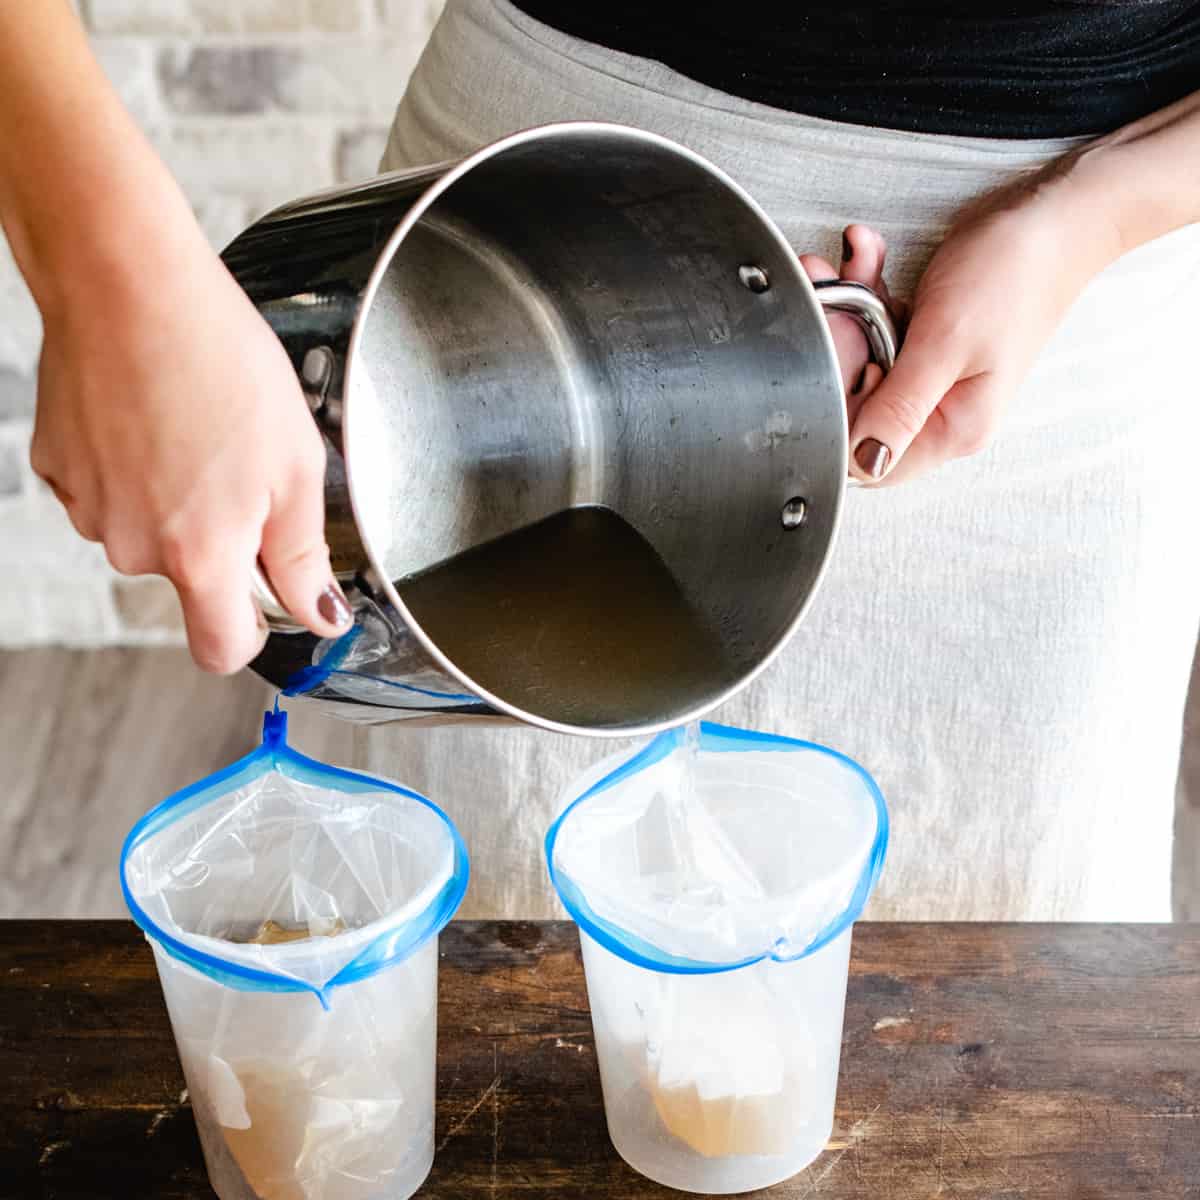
[813,280,900,487]
[252,565,308,634]
[813,279,898,372]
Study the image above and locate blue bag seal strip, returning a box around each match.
[544,722,889,976]
[281,625,363,696]
[120,700,469,1009]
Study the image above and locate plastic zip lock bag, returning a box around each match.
[121,704,468,1200]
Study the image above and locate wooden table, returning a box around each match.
[2,921,1198,1198]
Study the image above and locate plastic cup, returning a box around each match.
[579,928,852,1193]
[546,723,887,1194]
[121,708,469,1200]
[152,937,439,1200]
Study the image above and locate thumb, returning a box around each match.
[259,456,352,639]
[848,314,963,482]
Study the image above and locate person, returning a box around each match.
[2,1,1198,921]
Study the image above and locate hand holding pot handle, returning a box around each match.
[813,279,900,489]
[813,279,898,373]
[252,347,355,636]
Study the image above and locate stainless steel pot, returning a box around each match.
[222,122,896,735]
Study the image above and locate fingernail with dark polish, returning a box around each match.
[318,584,352,627]
[854,437,892,479]
[852,364,869,394]
[842,232,853,263]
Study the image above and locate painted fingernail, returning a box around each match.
[842,232,853,263]
[854,438,891,479]
[317,584,352,627]
[852,364,869,394]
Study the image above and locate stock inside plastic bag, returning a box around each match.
[121,705,468,1007]
[547,723,887,971]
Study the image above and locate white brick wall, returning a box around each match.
[0,0,444,646]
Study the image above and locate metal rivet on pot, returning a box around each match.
[301,345,334,392]
[738,264,771,293]
[781,497,808,529]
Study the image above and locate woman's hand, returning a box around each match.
[0,0,349,675]
[844,166,1125,484]
[808,86,1200,487]
[801,167,1122,487]
[32,233,351,673]
[798,224,904,430]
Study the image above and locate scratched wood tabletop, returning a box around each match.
[1,921,1197,1198]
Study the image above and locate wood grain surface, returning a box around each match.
[1,921,1197,1198]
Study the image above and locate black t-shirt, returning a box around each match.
[507,0,1200,138]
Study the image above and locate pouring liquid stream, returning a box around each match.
[671,719,704,881]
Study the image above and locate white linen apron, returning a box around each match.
[353,0,1200,922]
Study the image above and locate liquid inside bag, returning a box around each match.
[122,706,468,1200]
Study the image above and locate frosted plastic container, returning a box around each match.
[153,938,439,1200]
[546,722,886,1193]
[580,928,852,1193]
[122,707,469,1200]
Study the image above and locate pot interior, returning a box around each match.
[345,128,846,729]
